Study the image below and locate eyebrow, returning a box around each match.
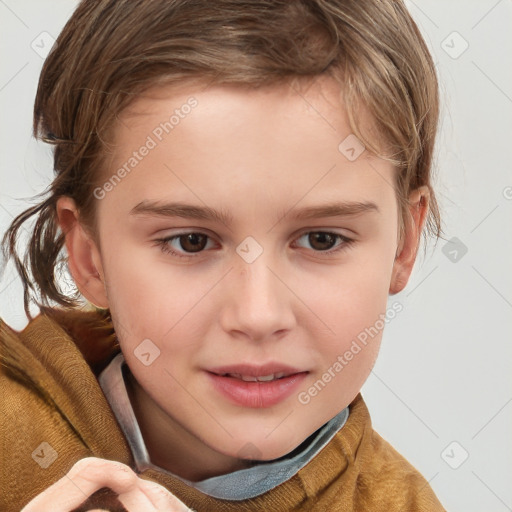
[130,200,379,225]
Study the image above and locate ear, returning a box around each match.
[389,186,430,295]
[55,196,109,308]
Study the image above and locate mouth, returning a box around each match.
[205,363,309,408]
[215,372,291,382]
[207,362,307,380]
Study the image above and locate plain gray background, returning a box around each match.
[1,1,511,510]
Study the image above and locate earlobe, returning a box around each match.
[55,197,109,308]
[389,186,430,295]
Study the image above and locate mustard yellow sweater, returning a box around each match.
[0,309,446,511]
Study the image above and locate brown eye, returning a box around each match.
[306,232,338,251]
[156,232,214,258]
[178,233,208,253]
[294,231,354,255]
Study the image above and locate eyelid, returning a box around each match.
[293,226,355,238]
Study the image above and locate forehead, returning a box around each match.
[98,75,396,224]
[110,75,379,172]
[119,75,367,135]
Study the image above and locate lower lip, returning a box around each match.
[206,372,308,408]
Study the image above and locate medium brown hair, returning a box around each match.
[2,0,442,319]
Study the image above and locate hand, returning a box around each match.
[21,456,193,512]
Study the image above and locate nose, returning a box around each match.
[219,253,296,342]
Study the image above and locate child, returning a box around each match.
[1,0,447,510]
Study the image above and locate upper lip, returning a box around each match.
[207,363,307,378]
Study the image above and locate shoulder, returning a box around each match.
[360,429,445,510]
[0,311,128,511]
[333,394,446,511]
[0,316,93,510]
[0,344,91,460]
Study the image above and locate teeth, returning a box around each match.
[241,375,258,382]
[256,374,275,382]
[225,372,287,382]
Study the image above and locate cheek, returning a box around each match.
[319,247,395,337]
[299,262,393,416]
[101,243,215,380]
[305,241,396,400]
[102,237,188,318]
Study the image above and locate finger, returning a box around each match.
[21,457,139,512]
[136,477,193,511]
[116,482,160,511]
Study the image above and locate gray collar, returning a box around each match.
[98,352,349,501]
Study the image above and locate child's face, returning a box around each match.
[62,76,422,477]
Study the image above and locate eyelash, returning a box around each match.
[154,231,355,259]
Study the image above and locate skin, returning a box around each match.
[56,75,429,482]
